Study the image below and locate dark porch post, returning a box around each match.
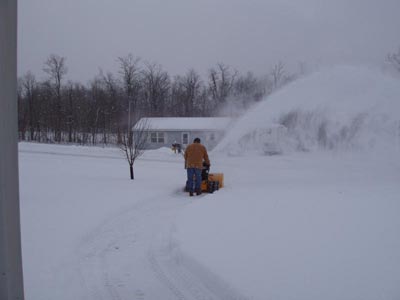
[0,0,25,299]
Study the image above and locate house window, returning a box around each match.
[182,132,189,145]
[158,133,165,143]
[150,132,165,143]
[209,133,215,141]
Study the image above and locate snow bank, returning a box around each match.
[215,66,400,155]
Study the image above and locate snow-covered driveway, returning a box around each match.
[77,185,247,300]
[19,143,247,300]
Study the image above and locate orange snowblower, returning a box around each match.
[185,163,224,193]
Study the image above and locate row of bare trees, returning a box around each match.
[17,54,298,145]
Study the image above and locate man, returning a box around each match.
[184,137,210,196]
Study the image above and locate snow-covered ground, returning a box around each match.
[19,66,400,300]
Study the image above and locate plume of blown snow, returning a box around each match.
[214,66,400,156]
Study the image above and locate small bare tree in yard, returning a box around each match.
[119,119,150,180]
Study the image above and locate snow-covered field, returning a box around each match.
[19,66,400,300]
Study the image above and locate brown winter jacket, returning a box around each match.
[184,142,210,169]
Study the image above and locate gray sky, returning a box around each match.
[18,0,400,83]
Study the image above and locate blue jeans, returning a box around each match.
[187,168,202,193]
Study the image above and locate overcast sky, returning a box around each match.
[18,0,400,83]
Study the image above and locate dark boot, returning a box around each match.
[189,192,194,196]
[196,190,202,196]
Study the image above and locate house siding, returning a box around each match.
[133,117,232,151]
[143,130,224,150]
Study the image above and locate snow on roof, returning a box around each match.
[134,117,232,131]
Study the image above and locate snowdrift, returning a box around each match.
[215,66,400,155]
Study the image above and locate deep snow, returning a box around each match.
[19,66,400,300]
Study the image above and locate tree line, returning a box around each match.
[17,54,298,145]
[18,46,400,146]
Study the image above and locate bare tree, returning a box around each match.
[43,54,68,142]
[269,61,297,92]
[100,70,120,144]
[141,62,170,116]
[270,61,286,91]
[234,72,265,104]
[43,54,68,94]
[18,72,40,140]
[171,69,203,116]
[118,119,150,180]
[387,46,400,73]
[118,54,141,121]
[17,79,28,140]
[208,63,237,107]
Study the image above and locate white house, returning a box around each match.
[133,117,232,150]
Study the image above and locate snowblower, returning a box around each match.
[185,163,224,194]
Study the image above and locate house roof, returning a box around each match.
[134,117,232,131]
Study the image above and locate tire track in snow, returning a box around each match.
[147,197,250,300]
[147,251,187,300]
[77,188,249,300]
[77,196,150,300]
